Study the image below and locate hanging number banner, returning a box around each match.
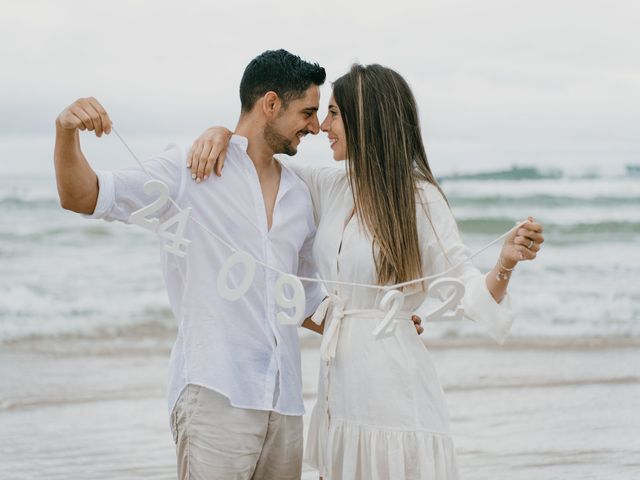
[126,177,471,332]
[114,128,522,333]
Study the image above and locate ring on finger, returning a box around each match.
[527,239,534,249]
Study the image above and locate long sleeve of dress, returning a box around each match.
[417,183,514,344]
[297,224,327,319]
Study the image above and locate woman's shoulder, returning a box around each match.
[281,159,348,190]
[415,179,448,205]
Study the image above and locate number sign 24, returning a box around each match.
[129,180,191,257]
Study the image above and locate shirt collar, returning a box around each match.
[231,135,296,200]
[275,156,294,198]
[230,134,249,152]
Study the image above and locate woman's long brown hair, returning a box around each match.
[333,64,447,285]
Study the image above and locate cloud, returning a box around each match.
[2,0,639,166]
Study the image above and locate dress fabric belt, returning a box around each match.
[311,294,411,362]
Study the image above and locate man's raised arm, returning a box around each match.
[54,97,112,214]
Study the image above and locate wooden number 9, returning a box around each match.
[275,274,306,326]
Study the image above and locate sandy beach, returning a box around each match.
[3,169,639,479]
[2,334,638,480]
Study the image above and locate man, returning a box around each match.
[55,49,327,480]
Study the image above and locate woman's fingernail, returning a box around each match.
[191,173,196,179]
[204,175,209,180]
[196,178,201,184]
[186,162,191,167]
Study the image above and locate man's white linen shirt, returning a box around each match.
[87,135,325,416]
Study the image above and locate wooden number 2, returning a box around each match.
[129,180,169,231]
[422,277,465,322]
[372,289,405,340]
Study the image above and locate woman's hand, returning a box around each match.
[486,217,544,303]
[187,127,233,182]
[411,315,424,335]
[500,216,544,269]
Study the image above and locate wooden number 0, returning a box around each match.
[217,251,256,301]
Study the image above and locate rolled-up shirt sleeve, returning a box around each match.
[86,170,116,220]
[418,183,514,344]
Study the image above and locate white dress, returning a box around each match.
[285,162,514,480]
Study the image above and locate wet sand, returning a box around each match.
[1,335,639,479]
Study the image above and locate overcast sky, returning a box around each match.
[2,0,639,172]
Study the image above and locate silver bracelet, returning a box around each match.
[496,257,515,281]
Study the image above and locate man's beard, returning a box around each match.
[264,122,297,156]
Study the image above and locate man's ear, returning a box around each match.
[261,91,282,118]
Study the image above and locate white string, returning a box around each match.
[112,127,524,291]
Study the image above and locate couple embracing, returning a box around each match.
[54,49,543,480]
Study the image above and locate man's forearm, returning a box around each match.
[54,121,99,214]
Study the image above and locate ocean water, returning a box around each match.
[2,163,639,345]
[1,151,640,479]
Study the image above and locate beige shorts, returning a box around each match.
[170,384,303,480]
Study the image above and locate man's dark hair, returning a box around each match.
[239,49,326,113]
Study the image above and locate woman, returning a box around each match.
[190,64,544,479]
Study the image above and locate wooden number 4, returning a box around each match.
[158,207,191,257]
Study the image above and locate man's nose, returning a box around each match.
[308,115,321,135]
